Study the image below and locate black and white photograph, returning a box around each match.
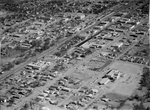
[0,0,149,110]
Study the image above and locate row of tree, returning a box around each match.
[133,67,150,110]
[140,67,150,90]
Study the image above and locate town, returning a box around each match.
[0,0,149,110]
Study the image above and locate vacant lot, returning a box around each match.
[108,61,142,97]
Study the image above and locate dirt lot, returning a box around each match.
[108,61,142,97]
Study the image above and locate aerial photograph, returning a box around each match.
[0,0,149,110]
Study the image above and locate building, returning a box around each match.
[99,51,110,57]
[76,13,86,20]
[27,60,51,71]
[98,78,110,85]
[107,69,122,79]
[112,42,124,48]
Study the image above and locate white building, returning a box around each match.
[27,60,51,71]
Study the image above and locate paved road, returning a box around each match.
[57,33,128,109]
[116,60,149,68]
[1,0,134,82]
[1,0,149,110]
[83,23,148,110]
[51,6,147,107]
[0,18,62,81]
[0,6,117,83]
[7,4,127,109]
[9,10,120,110]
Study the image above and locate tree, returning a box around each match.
[133,103,146,110]
[7,62,14,68]
[31,52,36,57]
[143,67,150,76]
[2,62,14,71]
[41,38,52,50]
[31,40,42,48]
[13,60,20,65]
[140,67,150,89]
[1,65,8,71]
[27,50,32,55]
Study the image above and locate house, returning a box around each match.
[20,43,32,48]
[81,42,94,48]
[112,42,124,48]
[91,89,98,94]
[41,106,50,110]
[61,87,71,92]
[76,13,85,20]
[99,51,110,57]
